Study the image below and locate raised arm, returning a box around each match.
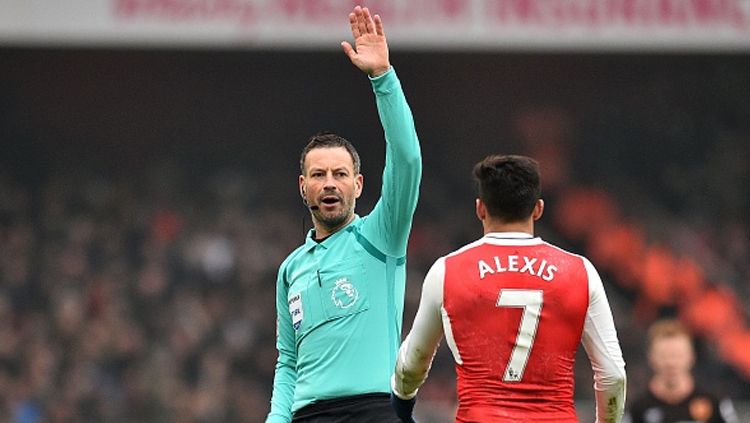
[343,6,422,258]
[341,6,390,77]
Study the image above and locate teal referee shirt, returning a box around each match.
[266,68,422,422]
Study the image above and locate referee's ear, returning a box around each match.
[354,174,364,198]
[299,175,307,199]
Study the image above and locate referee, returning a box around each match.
[266,6,422,423]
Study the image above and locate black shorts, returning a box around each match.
[291,393,401,423]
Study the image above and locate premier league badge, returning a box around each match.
[331,278,358,309]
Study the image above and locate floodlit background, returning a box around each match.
[1,1,749,421]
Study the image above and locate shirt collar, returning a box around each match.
[302,214,360,252]
[482,232,542,246]
[485,231,535,239]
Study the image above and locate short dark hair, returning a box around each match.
[473,155,541,222]
[299,131,361,175]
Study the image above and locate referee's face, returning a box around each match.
[300,146,363,234]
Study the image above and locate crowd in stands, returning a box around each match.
[0,56,748,423]
[0,136,747,422]
[0,164,292,422]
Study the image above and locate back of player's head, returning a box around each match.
[647,319,693,351]
[300,131,361,175]
[473,155,541,222]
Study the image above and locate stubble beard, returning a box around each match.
[314,201,355,233]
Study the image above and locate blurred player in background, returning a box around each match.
[266,6,422,423]
[625,319,739,423]
[390,155,626,422]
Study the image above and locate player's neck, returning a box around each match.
[482,219,534,236]
[650,373,694,404]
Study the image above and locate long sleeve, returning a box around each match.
[581,258,627,423]
[361,67,422,258]
[266,265,297,423]
[392,258,446,399]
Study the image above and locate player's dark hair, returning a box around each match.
[473,155,541,222]
[299,131,361,175]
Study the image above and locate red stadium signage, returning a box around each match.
[1,0,749,50]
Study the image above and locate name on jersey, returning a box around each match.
[478,255,558,281]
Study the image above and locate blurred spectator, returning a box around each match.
[624,319,739,423]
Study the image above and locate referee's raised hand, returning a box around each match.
[341,5,391,78]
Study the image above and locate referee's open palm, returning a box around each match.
[342,6,391,78]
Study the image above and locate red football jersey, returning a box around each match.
[442,236,589,422]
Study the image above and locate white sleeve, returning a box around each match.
[391,257,446,400]
[581,257,627,423]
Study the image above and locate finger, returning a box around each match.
[362,7,375,34]
[348,12,360,38]
[341,41,357,61]
[373,14,384,36]
[355,7,368,38]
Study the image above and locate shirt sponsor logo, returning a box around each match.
[331,278,358,309]
[288,293,303,330]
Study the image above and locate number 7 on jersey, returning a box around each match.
[496,289,544,382]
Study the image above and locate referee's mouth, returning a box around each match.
[319,195,341,209]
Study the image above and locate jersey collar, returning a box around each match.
[303,214,361,252]
[484,232,542,245]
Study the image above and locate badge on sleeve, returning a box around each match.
[288,293,303,331]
